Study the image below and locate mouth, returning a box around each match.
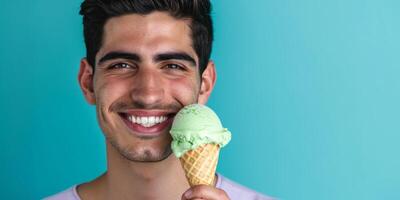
[118,111,176,136]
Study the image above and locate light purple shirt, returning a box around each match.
[44,173,274,200]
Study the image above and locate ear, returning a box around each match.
[198,60,217,104]
[78,58,96,105]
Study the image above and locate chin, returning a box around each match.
[108,136,173,162]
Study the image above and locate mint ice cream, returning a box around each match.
[170,104,231,157]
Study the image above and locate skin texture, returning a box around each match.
[77,12,229,200]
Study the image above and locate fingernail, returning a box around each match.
[184,190,192,198]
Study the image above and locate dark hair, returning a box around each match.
[79,0,213,74]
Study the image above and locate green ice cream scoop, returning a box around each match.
[170,104,231,158]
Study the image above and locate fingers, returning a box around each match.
[182,185,230,200]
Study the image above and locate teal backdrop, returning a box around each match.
[1,0,399,199]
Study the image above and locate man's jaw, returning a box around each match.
[118,110,176,136]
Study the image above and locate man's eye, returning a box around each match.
[165,64,185,70]
[110,63,132,69]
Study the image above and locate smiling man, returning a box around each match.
[45,0,272,200]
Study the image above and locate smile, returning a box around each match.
[127,115,168,127]
[119,111,176,135]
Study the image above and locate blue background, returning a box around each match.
[1,0,399,199]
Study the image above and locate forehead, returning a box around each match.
[97,12,196,61]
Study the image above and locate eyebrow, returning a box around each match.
[97,51,197,67]
[154,52,197,67]
[98,51,141,65]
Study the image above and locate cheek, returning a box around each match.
[94,78,129,123]
[95,82,121,105]
[168,77,200,104]
[96,80,128,105]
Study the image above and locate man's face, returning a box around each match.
[78,12,215,162]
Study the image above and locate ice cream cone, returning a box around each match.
[180,143,220,186]
[170,104,231,186]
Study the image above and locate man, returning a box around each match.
[45,0,273,199]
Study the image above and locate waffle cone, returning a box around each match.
[180,143,220,186]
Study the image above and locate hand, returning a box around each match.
[181,185,230,200]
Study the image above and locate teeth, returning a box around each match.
[132,116,136,123]
[141,117,148,124]
[128,115,168,127]
[149,116,155,124]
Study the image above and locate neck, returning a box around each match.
[78,141,190,200]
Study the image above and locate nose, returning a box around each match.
[130,68,165,107]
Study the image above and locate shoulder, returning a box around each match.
[216,174,275,200]
[43,185,80,200]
